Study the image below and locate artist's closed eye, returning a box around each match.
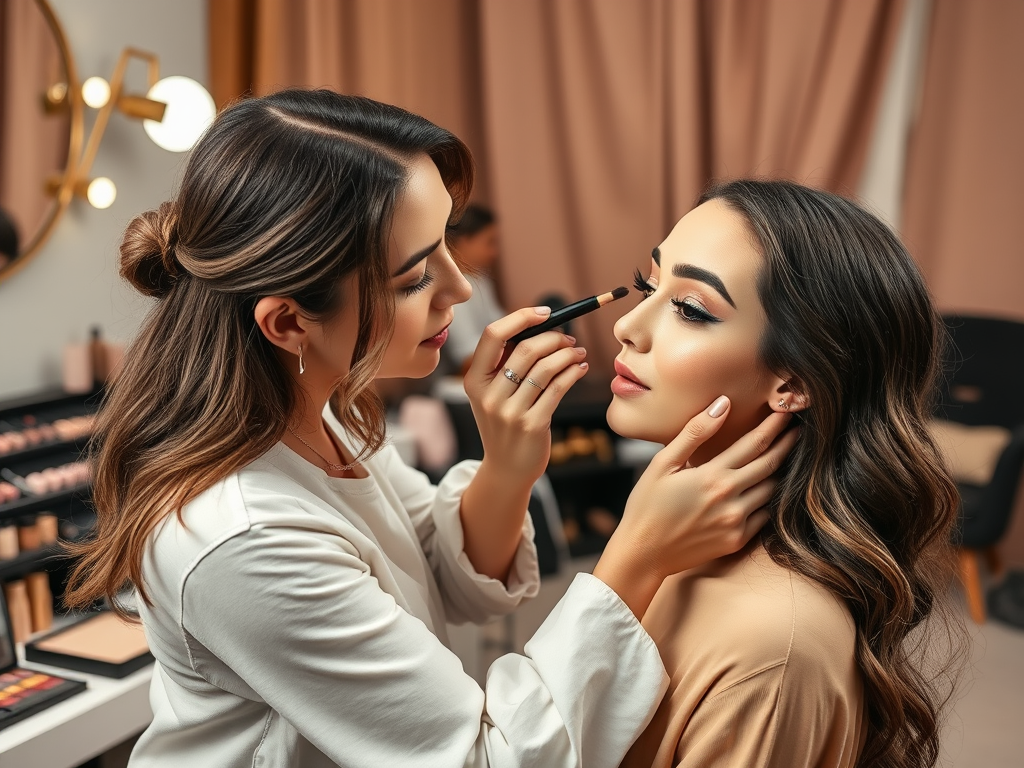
[402,270,435,296]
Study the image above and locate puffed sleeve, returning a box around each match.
[181,526,668,768]
[376,441,541,625]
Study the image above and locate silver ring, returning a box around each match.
[526,377,545,391]
[503,367,523,385]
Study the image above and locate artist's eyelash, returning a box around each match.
[402,270,435,296]
[633,268,720,324]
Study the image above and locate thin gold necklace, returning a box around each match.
[287,425,358,472]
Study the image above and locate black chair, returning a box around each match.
[937,315,1024,622]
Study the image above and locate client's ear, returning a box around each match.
[767,375,810,413]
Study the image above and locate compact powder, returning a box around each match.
[33,613,149,664]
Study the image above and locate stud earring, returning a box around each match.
[298,345,305,375]
[778,398,789,411]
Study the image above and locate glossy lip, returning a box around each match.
[420,322,451,347]
[613,359,649,389]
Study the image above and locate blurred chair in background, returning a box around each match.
[932,314,1024,623]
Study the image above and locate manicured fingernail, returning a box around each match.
[564,334,576,344]
[708,396,729,418]
[579,362,589,370]
[535,306,551,315]
[574,347,586,355]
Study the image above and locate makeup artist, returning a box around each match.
[64,90,794,768]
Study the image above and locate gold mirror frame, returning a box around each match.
[0,0,84,284]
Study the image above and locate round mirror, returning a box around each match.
[0,0,82,282]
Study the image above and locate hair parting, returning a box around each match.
[64,90,474,617]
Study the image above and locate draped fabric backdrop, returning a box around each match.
[209,0,903,371]
[901,0,1024,322]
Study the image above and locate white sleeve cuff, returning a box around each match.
[431,460,541,624]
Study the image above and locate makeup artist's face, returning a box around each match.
[375,153,472,378]
[607,199,775,464]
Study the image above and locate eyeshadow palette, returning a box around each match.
[0,589,86,731]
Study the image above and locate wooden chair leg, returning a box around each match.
[984,546,1005,578]
[958,548,986,624]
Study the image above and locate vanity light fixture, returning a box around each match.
[48,47,215,210]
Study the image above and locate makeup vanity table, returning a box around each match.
[0,648,152,768]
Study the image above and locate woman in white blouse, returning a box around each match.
[64,90,795,768]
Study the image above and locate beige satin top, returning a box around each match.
[622,542,866,768]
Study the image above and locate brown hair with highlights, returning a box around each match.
[65,89,473,615]
[700,179,965,768]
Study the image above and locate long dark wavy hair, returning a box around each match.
[64,89,473,615]
[700,180,964,768]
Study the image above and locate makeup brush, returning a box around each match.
[508,286,629,345]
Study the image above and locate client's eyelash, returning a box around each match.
[633,268,655,299]
[634,268,719,323]
[402,270,435,296]
[671,298,720,324]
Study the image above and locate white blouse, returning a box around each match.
[129,409,668,768]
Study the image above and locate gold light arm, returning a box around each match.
[76,48,166,183]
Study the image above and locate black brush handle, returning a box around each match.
[507,296,600,345]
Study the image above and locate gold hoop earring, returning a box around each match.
[298,345,305,375]
[778,398,789,411]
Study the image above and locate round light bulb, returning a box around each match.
[82,76,111,109]
[142,76,215,152]
[87,177,117,209]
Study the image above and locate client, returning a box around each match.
[614,180,962,768]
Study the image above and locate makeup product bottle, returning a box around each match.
[90,326,106,388]
[0,522,18,560]
[25,573,53,634]
[62,342,93,394]
[17,516,41,552]
[36,514,59,545]
[3,581,32,644]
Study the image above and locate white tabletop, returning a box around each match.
[0,647,153,768]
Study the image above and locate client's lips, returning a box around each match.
[611,359,651,397]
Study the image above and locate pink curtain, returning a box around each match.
[210,0,904,370]
[902,0,1024,321]
[479,0,904,368]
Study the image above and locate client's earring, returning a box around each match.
[778,398,789,411]
[298,345,305,375]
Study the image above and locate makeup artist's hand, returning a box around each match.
[457,307,589,581]
[593,398,799,619]
[463,306,589,481]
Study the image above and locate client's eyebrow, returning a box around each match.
[393,237,442,277]
[672,263,737,308]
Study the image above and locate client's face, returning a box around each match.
[375,153,472,379]
[607,199,775,464]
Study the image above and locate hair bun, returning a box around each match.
[120,201,181,298]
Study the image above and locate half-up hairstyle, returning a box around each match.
[699,180,963,768]
[65,89,473,614]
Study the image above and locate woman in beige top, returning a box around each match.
[610,180,962,768]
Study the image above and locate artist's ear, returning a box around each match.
[767,374,810,413]
[254,296,311,354]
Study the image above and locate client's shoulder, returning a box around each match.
[643,543,856,682]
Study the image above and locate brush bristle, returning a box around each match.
[610,286,629,300]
